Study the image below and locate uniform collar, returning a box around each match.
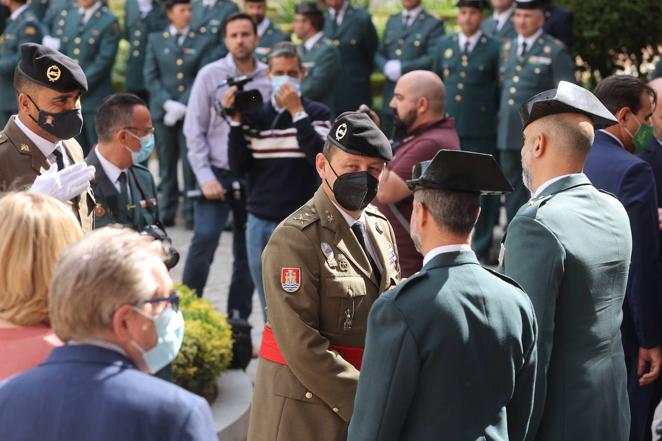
[458,30,482,54]
[67,339,128,357]
[517,28,544,52]
[330,199,366,227]
[423,244,473,267]
[534,173,592,199]
[257,17,271,37]
[402,4,423,23]
[10,4,28,21]
[531,173,582,198]
[79,1,103,23]
[492,5,515,28]
[329,1,349,23]
[14,114,59,159]
[95,145,128,187]
[304,31,324,51]
[169,25,190,44]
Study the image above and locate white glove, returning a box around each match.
[163,100,187,121]
[137,0,153,15]
[30,162,95,203]
[163,110,179,127]
[42,35,61,51]
[384,60,402,82]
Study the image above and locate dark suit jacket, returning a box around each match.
[584,130,662,350]
[543,4,574,48]
[0,116,94,232]
[639,138,662,259]
[0,345,217,441]
[349,251,537,441]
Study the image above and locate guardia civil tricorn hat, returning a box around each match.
[406,150,513,195]
[519,81,618,129]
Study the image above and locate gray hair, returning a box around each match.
[414,188,480,236]
[49,228,165,342]
[267,42,302,68]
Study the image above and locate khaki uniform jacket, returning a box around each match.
[248,187,401,441]
[0,116,94,232]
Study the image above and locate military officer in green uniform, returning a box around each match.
[375,0,445,138]
[27,0,48,21]
[481,0,517,42]
[501,82,631,441]
[497,0,574,222]
[190,0,237,60]
[144,0,214,227]
[349,150,537,441]
[40,0,74,35]
[0,0,42,125]
[323,0,378,114]
[249,112,401,441]
[433,0,500,263]
[293,2,340,115]
[243,0,289,63]
[49,0,120,154]
[87,94,162,230]
[124,0,168,102]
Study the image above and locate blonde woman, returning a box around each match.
[0,192,83,380]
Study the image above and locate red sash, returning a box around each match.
[258,325,364,370]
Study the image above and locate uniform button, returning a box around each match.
[177,72,184,79]
[73,48,80,55]
[61,9,67,15]
[133,50,140,57]
[459,71,466,78]
[333,39,340,45]
[73,58,79,64]
[395,49,402,56]
[455,95,462,102]
[534,68,541,75]
[134,40,140,46]
[134,30,141,37]
[176,58,183,66]
[74,37,81,44]
[350,39,356,45]
[89,38,95,44]
[510,87,517,94]
[332,407,340,413]
[515,65,522,72]
[457,83,464,90]
[178,85,185,92]
[513,75,520,83]
[58,19,64,25]
[508,98,515,106]
[305,392,313,399]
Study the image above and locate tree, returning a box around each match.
[558,0,662,84]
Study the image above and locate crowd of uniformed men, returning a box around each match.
[2,0,662,439]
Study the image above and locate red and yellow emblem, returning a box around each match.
[95,204,105,217]
[281,268,301,293]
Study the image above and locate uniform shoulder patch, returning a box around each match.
[284,205,319,230]
[483,266,523,291]
[24,26,36,36]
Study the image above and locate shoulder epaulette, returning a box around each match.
[284,204,319,230]
[483,267,523,290]
[598,188,618,199]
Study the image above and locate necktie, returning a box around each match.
[175,32,182,46]
[351,221,381,281]
[463,41,470,55]
[329,12,337,34]
[520,41,528,57]
[494,18,500,31]
[403,13,410,27]
[118,171,130,206]
[52,147,64,171]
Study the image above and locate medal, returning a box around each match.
[321,242,337,268]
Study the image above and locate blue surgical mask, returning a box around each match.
[125,131,155,164]
[131,306,185,374]
[271,75,301,95]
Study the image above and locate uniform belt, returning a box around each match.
[259,325,364,370]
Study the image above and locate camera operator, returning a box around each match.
[226,42,331,319]
[183,12,270,319]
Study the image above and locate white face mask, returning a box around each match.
[130,306,185,374]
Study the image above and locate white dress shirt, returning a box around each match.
[95,146,129,195]
[79,1,103,25]
[459,30,482,55]
[598,128,625,149]
[423,244,473,267]
[303,31,324,51]
[332,200,384,274]
[257,18,271,38]
[517,28,543,56]
[169,25,190,45]
[401,4,423,27]
[492,5,515,31]
[14,115,70,168]
[328,1,349,26]
[9,4,28,20]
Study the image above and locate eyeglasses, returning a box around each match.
[132,291,180,312]
[124,126,156,136]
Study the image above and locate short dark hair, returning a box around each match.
[13,68,39,96]
[95,93,147,143]
[267,42,302,68]
[594,75,657,116]
[224,12,258,36]
[299,12,324,32]
[414,189,480,237]
[163,0,190,11]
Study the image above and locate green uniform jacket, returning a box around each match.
[301,37,341,114]
[87,148,161,230]
[481,13,516,43]
[124,0,168,94]
[0,8,42,113]
[323,5,378,114]
[433,32,500,143]
[349,250,537,441]
[42,0,74,34]
[143,28,214,121]
[54,5,120,115]
[375,10,445,119]
[190,0,237,60]
[652,59,662,80]
[255,20,289,64]
[502,174,631,441]
[28,0,49,21]
[497,33,574,150]
[248,187,401,441]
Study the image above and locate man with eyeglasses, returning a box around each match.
[0,228,217,441]
[86,93,163,231]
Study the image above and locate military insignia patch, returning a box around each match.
[387,243,397,270]
[321,242,337,268]
[498,243,505,268]
[337,254,349,272]
[335,123,348,140]
[543,45,551,54]
[375,222,383,234]
[19,144,30,153]
[444,48,453,59]
[95,204,105,217]
[25,26,36,35]
[281,268,301,292]
[46,65,61,82]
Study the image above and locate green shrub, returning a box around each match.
[173,284,234,401]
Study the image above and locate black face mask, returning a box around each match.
[27,95,83,140]
[325,161,379,212]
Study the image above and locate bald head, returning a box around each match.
[398,70,446,115]
[649,78,662,140]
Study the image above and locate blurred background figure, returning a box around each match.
[541,0,573,48]
[481,0,516,42]
[0,192,82,380]
[243,0,289,63]
[323,0,378,115]
[375,70,459,277]
[190,0,238,60]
